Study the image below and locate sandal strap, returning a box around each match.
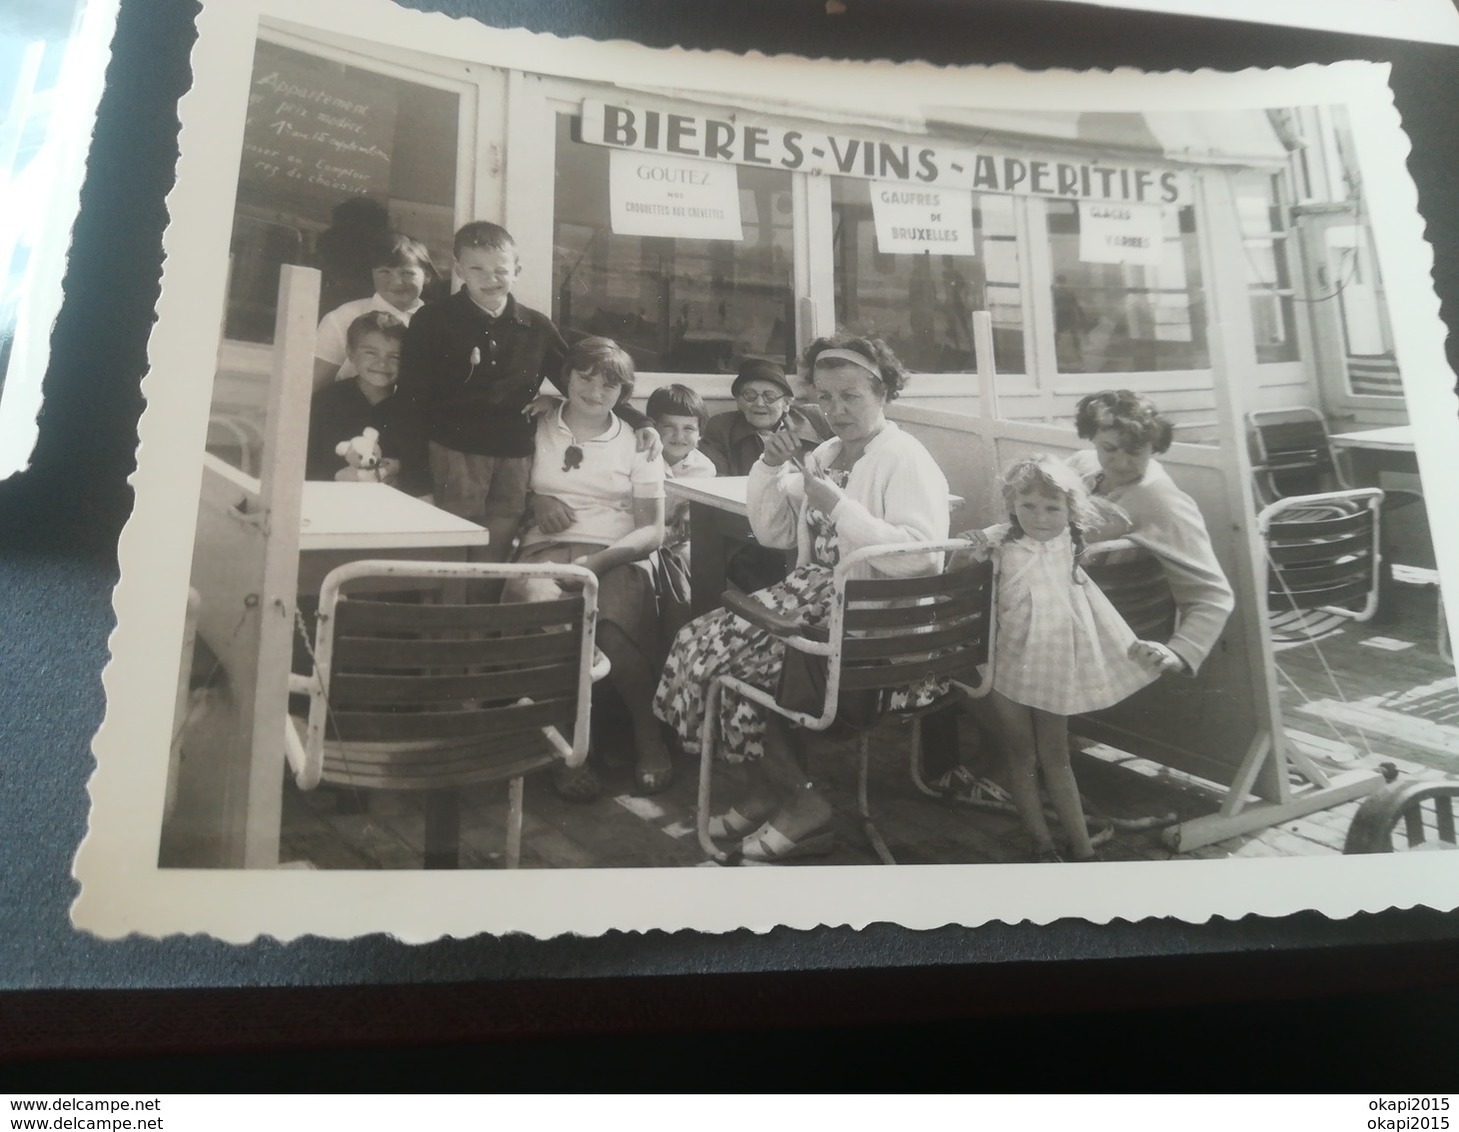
[707,807,758,839]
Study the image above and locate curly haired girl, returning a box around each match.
[972,454,1172,861]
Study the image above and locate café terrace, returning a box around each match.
[161,20,1457,871]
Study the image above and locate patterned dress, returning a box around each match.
[992,527,1158,715]
[653,471,943,763]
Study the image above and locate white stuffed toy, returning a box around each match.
[335,427,384,482]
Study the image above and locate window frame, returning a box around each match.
[522,75,811,397]
[822,174,1035,388]
[1233,167,1309,380]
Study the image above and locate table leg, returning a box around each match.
[689,501,733,618]
[423,789,461,869]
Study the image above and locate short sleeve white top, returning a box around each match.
[665,447,717,480]
[523,404,665,549]
[315,293,423,379]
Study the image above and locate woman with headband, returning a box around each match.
[654,333,951,861]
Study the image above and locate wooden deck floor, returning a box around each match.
[279,580,1459,870]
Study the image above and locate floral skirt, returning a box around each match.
[652,564,945,763]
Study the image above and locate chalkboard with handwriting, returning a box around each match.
[239,41,398,217]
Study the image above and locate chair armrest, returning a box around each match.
[721,590,830,642]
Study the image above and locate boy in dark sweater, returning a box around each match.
[396,221,655,558]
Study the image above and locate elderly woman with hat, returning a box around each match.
[700,359,834,477]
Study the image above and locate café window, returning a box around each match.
[1234,172,1300,364]
[1047,200,1209,374]
[551,113,796,374]
[225,40,460,343]
[831,178,1025,374]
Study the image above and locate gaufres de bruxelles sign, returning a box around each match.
[581,99,1191,206]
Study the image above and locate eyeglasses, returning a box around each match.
[737,390,787,405]
[562,445,584,473]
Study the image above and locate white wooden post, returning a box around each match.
[168,265,319,869]
[1165,171,1381,849]
[242,264,318,867]
[972,310,998,420]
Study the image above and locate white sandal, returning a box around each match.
[739,822,835,862]
[706,807,764,840]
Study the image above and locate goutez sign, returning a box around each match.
[580,99,1190,206]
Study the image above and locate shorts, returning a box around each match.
[427,443,531,526]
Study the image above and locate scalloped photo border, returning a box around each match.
[74,0,1459,942]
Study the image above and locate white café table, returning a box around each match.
[1327,424,1418,481]
[297,480,490,595]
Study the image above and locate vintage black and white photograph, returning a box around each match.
[73,0,1459,941]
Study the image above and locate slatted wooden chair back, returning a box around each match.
[1249,408,1347,503]
[1343,780,1459,853]
[316,588,586,791]
[1258,490,1383,622]
[698,540,994,865]
[762,551,994,732]
[286,559,602,869]
[836,555,995,703]
[1079,540,1177,644]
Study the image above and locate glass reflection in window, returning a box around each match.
[1047,200,1208,374]
[831,178,1024,374]
[552,114,795,374]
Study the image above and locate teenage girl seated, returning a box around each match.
[503,336,670,801]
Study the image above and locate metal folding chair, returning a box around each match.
[1259,489,1385,633]
[1248,406,1354,506]
[285,559,609,869]
[695,539,995,865]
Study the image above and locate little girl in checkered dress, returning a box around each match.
[966,454,1168,862]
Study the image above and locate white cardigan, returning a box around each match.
[746,420,950,578]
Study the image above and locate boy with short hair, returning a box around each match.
[305,310,430,496]
[395,220,655,557]
[645,384,712,647]
[646,383,715,481]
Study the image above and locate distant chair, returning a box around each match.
[1343,779,1459,853]
[696,540,995,865]
[1258,488,1384,644]
[1248,407,1355,506]
[285,559,609,869]
[1248,405,1420,518]
[206,414,261,477]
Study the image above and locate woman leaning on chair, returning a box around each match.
[653,333,951,862]
[919,387,1237,794]
[1067,389,1234,676]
